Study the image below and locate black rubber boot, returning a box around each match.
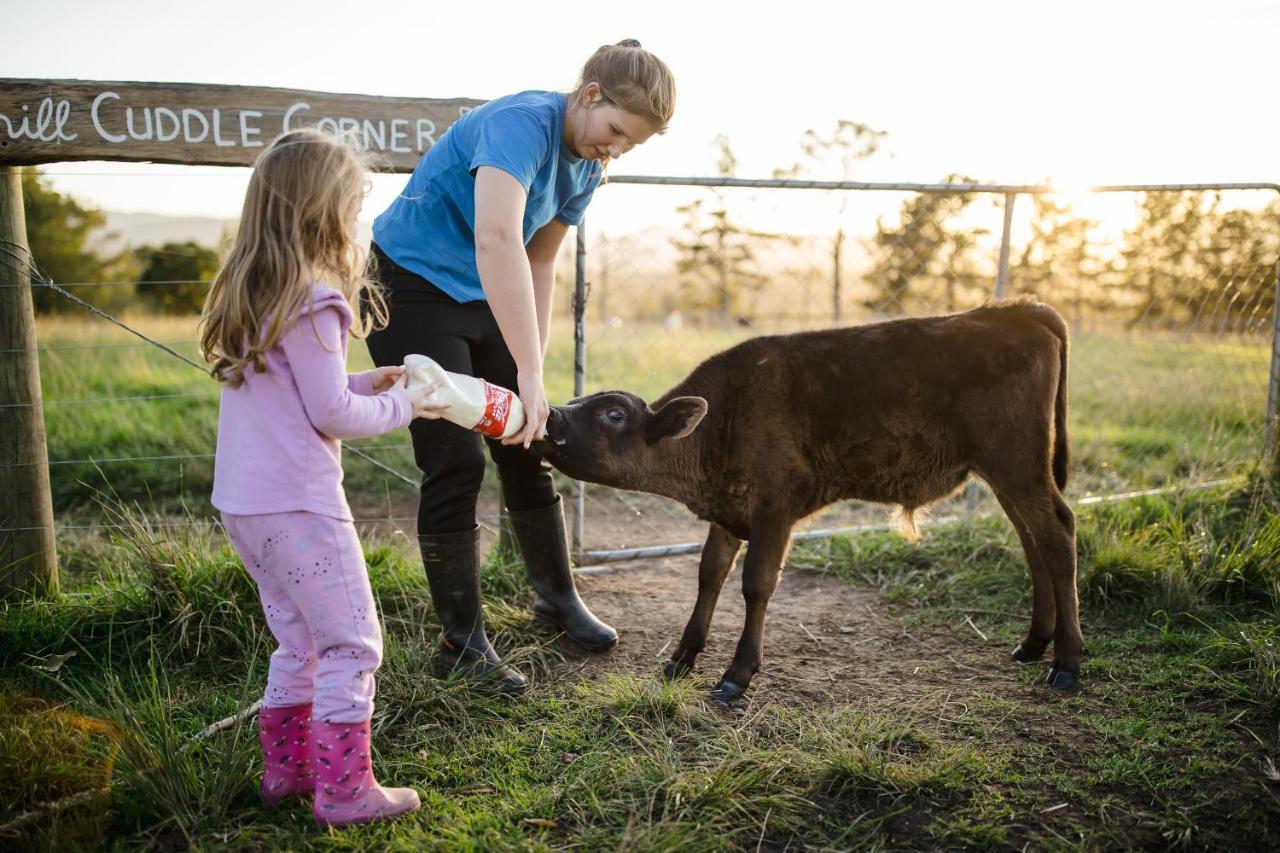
[507,497,618,651]
[419,526,527,695]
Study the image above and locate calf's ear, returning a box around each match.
[645,396,708,443]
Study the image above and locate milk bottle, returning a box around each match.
[403,354,526,440]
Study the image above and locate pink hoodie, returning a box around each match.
[212,284,412,521]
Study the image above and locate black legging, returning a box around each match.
[365,244,557,535]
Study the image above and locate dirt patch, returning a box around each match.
[527,489,1051,717]
[561,550,1054,715]
[364,486,1057,715]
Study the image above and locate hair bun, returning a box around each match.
[617,38,642,48]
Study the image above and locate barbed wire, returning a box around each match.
[0,452,215,470]
[0,514,505,534]
[345,446,418,487]
[0,391,217,410]
[0,279,212,289]
[0,247,210,371]
[0,242,422,490]
[0,477,1244,537]
[0,442,414,471]
[0,339,200,354]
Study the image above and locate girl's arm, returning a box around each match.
[474,165,548,448]
[282,307,413,440]
[526,219,570,357]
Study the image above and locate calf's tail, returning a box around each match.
[1015,301,1070,491]
[1052,331,1069,491]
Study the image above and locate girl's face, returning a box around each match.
[567,82,657,163]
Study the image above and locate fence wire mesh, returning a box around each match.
[569,179,1280,556]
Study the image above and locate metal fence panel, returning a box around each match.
[570,178,1280,560]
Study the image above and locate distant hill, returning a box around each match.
[92,212,237,256]
[91,213,375,255]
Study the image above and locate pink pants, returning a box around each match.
[223,511,383,723]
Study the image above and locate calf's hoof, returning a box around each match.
[663,659,693,680]
[1046,666,1078,690]
[709,679,747,703]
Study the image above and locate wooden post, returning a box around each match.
[0,167,59,597]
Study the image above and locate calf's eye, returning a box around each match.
[606,408,625,423]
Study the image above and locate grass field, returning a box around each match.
[3,311,1279,849]
[2,475,1278,849]
[27,313,1276,522]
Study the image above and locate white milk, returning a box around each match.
[403,354,526,440]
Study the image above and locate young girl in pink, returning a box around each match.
[200,128,443,827]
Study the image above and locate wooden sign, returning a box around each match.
[0,79,485,172]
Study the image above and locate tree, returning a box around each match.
[670,136,770,324]
[1117,191,1216,329]
[861,176,982,314]
[135,241,220,314]
[1107,191,1279,332]
[19,169,130,313]
[1010,194,1112,330]
[775,121,888,322]
[933,223,992,313]
[773,120,888,182]
[1197,200,1280,333]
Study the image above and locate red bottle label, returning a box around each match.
[473,381,512,438]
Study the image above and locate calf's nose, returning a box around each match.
[543,407,568,446]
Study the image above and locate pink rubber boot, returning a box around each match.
[311,719,420,827]
[257,704,314,805]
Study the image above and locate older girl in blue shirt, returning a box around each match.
[368,40,676,693]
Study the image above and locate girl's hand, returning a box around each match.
[399,376,451,420]
[504,369,549,448]
[369,365,405,393]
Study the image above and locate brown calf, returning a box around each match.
[535,298,1080,700]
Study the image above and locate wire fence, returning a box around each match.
[566,176,1280,557]
[0,243,439,538]
[2,174,1279,568]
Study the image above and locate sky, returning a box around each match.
[5,0,1279,234]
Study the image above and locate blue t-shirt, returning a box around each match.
[373,90,602,303]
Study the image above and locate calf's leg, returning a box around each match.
[1043,494,1082,687]
[992,489,1057,664]
[713,520,792,702]
[665,524,742,679]
[994,485,1082,688]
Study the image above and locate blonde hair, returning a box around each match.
[573,39,676,132]
[199,128,388,387]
